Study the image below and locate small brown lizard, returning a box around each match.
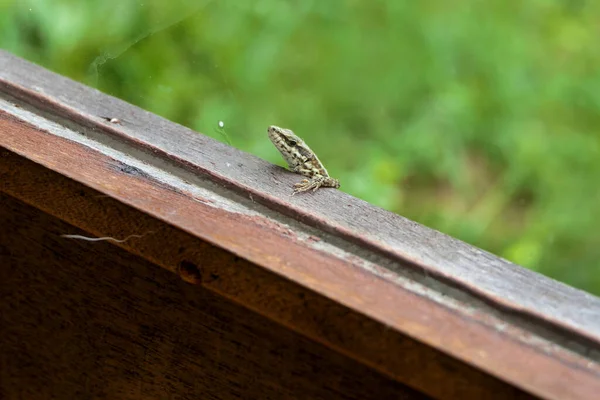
[268,125,340,194]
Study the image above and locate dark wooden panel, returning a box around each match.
[0,194,427,400]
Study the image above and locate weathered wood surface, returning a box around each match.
[0,115,529,400]
[1,50,600,399]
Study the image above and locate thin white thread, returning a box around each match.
[60,233,149,243]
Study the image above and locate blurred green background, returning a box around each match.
[2,0,599,295]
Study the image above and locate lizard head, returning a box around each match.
[268,125,303,148]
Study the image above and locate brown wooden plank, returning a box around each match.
[1,50,600,399]
[0,118,533,399]
[0,50,598,345]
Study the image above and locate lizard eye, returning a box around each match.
[286,139,297,146]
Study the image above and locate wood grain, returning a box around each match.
[0,50,598,345]
[1,50,600,399]
[0,125,533,399]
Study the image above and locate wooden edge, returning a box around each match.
[1,50,600,399]
[1,113,538,400]
[0,50,598,345]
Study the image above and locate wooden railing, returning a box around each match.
[1,50,599,400]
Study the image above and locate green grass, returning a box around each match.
[2,0,599,295]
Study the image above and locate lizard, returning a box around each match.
[267,125,340,194]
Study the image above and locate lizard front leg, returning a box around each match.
[293,177,324,194]
[292,176,340,194]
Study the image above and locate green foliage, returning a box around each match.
[2,0,599,295]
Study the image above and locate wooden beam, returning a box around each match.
[1,50,599,399]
